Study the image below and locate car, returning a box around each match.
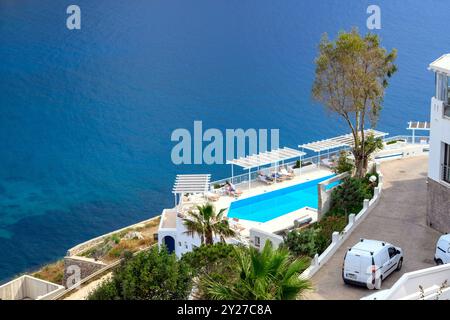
[342,239,403,290]
[434,234,450,265]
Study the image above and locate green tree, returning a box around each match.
[312,28,396,177]
[333,150,354,174]
[285,228,322,257]
[202,241,311,300]
[87,246,192,300]
[183,203,236,245]
[328,177,373,216]
[181,243,239,300]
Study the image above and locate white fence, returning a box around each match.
[300,162,384,279]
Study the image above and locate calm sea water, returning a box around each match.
[0,0,449,282]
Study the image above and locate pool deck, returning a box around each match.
[209,167,333,236]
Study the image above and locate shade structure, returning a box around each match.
[298,129,389,153]
[407,121,430,130]
[226,147,306,189]
[226,147,306,170]
[172,174,211,194]
[407,121,430,144]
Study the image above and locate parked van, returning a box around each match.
[342,239,403,289]
[434,234,450,265]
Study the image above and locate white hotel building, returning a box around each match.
[427,55,450,233]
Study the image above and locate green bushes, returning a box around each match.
[284,228,322,257]
[285,215,347,257]
[88,246,193,300]
[333,151,354,174]
[327,175,375,216]
[313,216,347,253]
[201,242,311,300]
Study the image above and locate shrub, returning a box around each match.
[181,243,238,299]
[333,150,354,174]
[327,177,373,216]
[284,228,322,257]
[88,246,193,300]
[181,243,236,272]
[285,216,348,257]
[312,216,347,253]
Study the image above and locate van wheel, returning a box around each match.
[436,259,443,266]
[396,258,403,271]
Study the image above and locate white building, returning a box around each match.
[427,54,450,233]
[157,174,240,258]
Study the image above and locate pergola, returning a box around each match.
[226,147,306,189]
[172,174,211,206]
[298,129,389,166]
[407,121,430,143]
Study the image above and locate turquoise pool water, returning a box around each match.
[227,174,337,223]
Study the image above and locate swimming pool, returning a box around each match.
[227,174,337,223]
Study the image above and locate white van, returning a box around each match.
[434,234,450,265]
[342,239,403,289]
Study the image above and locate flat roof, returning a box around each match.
[299,129,388,153]
[226,147,306,170]
[429,54,450,74]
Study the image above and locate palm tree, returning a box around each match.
[183,203,236,245]
[202,241,311,300]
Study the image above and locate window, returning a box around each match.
[178,241,182,247]
[435,73,449,102]
[443,143,450,183]
[255,236,261,248]
[388,247,397,259]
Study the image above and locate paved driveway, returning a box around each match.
[306,156,442,300]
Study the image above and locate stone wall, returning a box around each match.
[63,256,107,289]
[427,178,450,233]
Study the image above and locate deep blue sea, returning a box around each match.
[0,0,449,282]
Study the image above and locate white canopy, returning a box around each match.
[298,129,388,153]
[172,174,211,194]
[226,147,306,170]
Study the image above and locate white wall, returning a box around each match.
[429,97,450,182]
[249,228,284,251]
[363,264,450,300]
[0,275,65,300]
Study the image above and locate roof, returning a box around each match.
[172,174,211,194]
[226,147,306,170]
[299,129,388,153]
[407,121,430,131]
[351,239,391,255]
[429,54,450,74]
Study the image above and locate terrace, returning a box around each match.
[159,128,430,256]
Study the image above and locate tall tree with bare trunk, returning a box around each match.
[312,28,397,177]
